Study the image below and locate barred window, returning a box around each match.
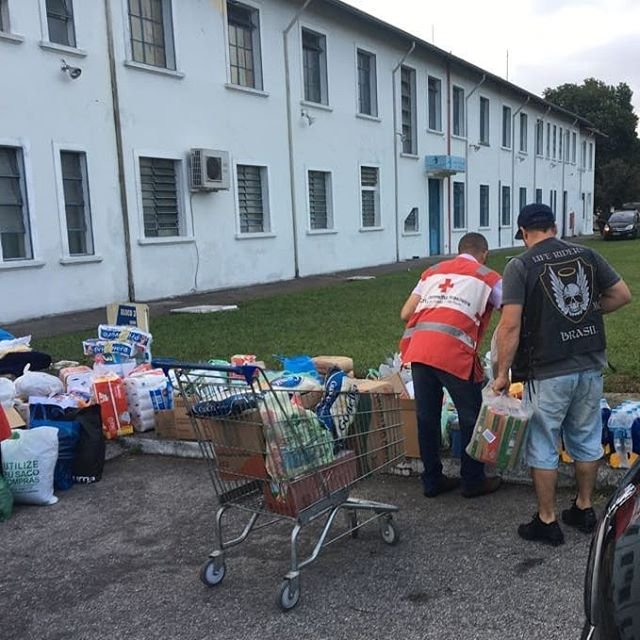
[46,0,76,47]
[519,187,527,216]
[428,76,442,131]
[61,151,94,255]
[501,185,511,226]
[128,0,176,70]
[360,166,380,228]
[0,146,33,261]
[480,97,490,145]
[453,182,465,229]
[452,86,465,137]
[1,0,11,32]
[237,165,268,234]
[401,66,416,154]
[140,157,181,237]
[479,185,489,228]
[227,1,262,89]
[502,105,512,148]
[404,207,418,233]
[357,49,377,116]
[308,171,332,230]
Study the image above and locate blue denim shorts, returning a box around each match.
[523,370,604,470]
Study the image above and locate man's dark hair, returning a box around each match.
[458,232,488,256]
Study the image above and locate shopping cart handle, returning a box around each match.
[151,357,262,384]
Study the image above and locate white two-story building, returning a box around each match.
[0,0,597,323]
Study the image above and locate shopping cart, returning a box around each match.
[153,359,404,611]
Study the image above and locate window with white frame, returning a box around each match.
[452,86,465,137]
[501,185,511,226]
[0,146,33,261]
[581,140,587,169]
[552,125,557,159]
[128,0,176,70]
[427,76,442,131]
[60,151,94,255]
[588,142,593,170]
[546,123,551,158]
[307,170,332,230]
[139,156,182,237]
[357,49,377,117]
[302,28,327,105]
[535,188,542,204]
[559,126,563,161]
[227,1,262,90]
[564,130,570,162]
[519,113,528,152]
[535,119,543,156]
[519,187,527,215]
[360,166,380,228]
[46,0,76,47]
[0,0,10,32]
[400,66,416,154]
[237,164,269,233]
[453,182,465,229]
[571,132,577,163]
[502,105,512,148]
[404,207,418,233]
[479,184,489,227]
[479,97,490,145]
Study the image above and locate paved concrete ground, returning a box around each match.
[1,452,601,640]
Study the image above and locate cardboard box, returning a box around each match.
[5,406,26,429]
[263,450,357,517]
[312,355,354,376]
[154,397,195,440]
[400,398,419,458]
[106,302,150,332]
[349,380,404,475]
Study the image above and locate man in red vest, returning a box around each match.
[400,233,502,498]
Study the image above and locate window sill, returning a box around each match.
[478,226,491,231]
[501,146,512,152]
[0,259,45,271]
[306,229,338,236]
[356,113,381,123]
[427,128,444,136]
[359,226,384,233]
[138,236,195,246]
[479,141,490,148]
[124,60,185,79]
[0,31,24,44]
[452,228,467,233]
[235,232,276,240]
[59,255,103,265]
[300,100,333,112]
[224,83,269,98]
[451,134,467,141]
[402,231,421,237]
[400,153,419,160]
[39,41,87,57]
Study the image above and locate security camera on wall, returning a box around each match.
[61,59,82,79]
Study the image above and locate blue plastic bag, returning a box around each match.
[275,354,321,382]
[30,404,81,491]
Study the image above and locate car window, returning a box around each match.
[609,212,634,222]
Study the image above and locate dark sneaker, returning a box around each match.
[423,475,460,498]
[461,476,502,498]
[518,514,565,546]
[562,501,597,534]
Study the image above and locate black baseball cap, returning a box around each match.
[515,203,556,239]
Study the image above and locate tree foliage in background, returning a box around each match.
[543,78,640,210]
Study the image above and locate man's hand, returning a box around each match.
[492,373,510,395]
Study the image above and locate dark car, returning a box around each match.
[581,459,640,639]
[603,210,640,240]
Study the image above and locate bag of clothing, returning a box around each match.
[72,405,105,484]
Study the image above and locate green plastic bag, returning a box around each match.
[0,456,13,521]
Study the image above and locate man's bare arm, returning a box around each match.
[600,279,631,314]
[400,294,421,322]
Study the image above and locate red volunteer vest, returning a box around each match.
[400,256,501,382]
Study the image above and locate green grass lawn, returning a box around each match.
[33,237,640,392]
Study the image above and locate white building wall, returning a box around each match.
[0,1,128,324]
[0,0,597,323]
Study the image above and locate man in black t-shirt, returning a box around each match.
[493,203,631,547]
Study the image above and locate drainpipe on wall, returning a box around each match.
[283,0,315,279]
[511,96,530,242]
[104,0,135,301]
[464,74,485,244]
[391,41,415,262]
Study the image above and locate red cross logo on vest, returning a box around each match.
[438,278,455,293]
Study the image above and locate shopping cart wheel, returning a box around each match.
[200,559,226,587]
[380,517,400,546]
[277,579,300,611]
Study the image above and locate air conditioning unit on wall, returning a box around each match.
[190,148,230,192]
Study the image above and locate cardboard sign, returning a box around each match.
[106,303,150,332]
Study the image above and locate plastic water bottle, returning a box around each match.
[610,409,632,469]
